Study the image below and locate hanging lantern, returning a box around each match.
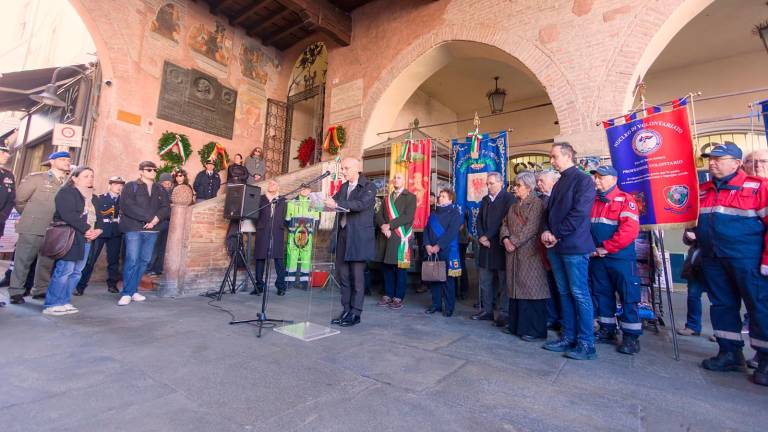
[486,76,506,114]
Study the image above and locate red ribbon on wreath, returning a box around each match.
[209,142,228,169]
[159,134,186,163]
[323,125,343,155]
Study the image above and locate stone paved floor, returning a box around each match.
[1,282,765,432]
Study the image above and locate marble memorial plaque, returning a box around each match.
[157,61,237,139]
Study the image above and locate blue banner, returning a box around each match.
[452,130,508,237]
[761,101,768,137]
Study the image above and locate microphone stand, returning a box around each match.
[230,171,331,337]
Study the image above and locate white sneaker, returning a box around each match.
[43,305,71,316]
[62,304,79,314]
[118,295,132,306]
[131,293,146,302]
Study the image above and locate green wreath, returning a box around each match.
[198,141,229,172]
[155,163,176,181]
[157,131,192,167]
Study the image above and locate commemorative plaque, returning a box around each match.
[157,61,237,139]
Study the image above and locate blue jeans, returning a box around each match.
[122,231,158,296]
[382,264,408,299]
[685,279,706,333]
[548,250,594,346]
[45,243,91,307]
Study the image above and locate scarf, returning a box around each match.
[597,185,616,203]
[428,205,462,277]
[385,190,413,269]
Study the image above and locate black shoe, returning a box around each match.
[32,293,46,300]
[9,294,25,305]
[249,288,262,296]
[701,351,746,372]
[754,355,768,386]
[493,319,508,328]
[276,289,286,296]
[595,327,618,344]
[542,338,575,353]
[471,312,493,321]
[617,335,640,355]
[501,327,513,335]
[424,307,441,314]
[415,285,429,294]
[73,289,84,297]
[339,314,360,327]
[107,285,119,294]
[521,335,544,342]
[331,311,350,325]
[443,310,453,317]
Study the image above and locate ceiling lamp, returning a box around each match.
[29,66,84,107]
[486,76,506,114]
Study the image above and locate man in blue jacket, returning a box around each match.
[540,143,598,360]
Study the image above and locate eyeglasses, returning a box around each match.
[142,168,157,172]
[708,157,739,164]
[175,174,184,177]
[745,159,768,165]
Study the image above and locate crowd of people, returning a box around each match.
[0,139,766,387]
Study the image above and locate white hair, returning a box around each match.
[487,171,503,183]
[515,171,537,190]
[536,169,561,182]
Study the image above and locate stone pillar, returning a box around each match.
[157,185,194,298]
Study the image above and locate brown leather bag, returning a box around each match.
[421,255,446,282]
[40,221,75,259]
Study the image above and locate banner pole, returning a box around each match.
[656,229,681,361]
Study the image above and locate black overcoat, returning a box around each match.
[253,195,287,260]
[330,175,377,262]
[476,191,515,270]
[53,185,91,262]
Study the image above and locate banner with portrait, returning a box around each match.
[603,100,698,229]
[388,138,432,231]
[452,130,508,237]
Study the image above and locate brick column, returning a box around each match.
[157,185,194,298]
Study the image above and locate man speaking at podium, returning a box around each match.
[325,157,377,327]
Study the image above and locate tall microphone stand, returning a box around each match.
[230,171,331,337]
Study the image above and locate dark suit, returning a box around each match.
[78,192,122,291]
[476,190,514,317]
[331,175,376,316]
[253,195,287,293]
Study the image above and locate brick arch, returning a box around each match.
[595,0,715,119]
[356,24,582,151]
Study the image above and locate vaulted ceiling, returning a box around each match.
[203,0,377,50]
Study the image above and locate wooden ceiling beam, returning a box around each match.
[209,0,237,15]
[248,7,293,36]
[263,19,309,45]
[274,0,351,46]
[233,0,271,25]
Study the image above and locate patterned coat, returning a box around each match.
[500,193,549,300]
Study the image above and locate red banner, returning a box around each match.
[389,139,431,231]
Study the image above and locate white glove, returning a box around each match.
[761,265,768,277]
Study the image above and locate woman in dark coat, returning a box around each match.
[500,171,549,340]
[423,188,462,316]
[226,154,249,185]
[251,179,288,295]
[43,167,102,316]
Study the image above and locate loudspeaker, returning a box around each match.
[224,184,261,220]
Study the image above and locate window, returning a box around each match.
[694,132,766,168]
[508,153,550,175]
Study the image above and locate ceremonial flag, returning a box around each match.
[452,130,508,237]
[388,138,432,231]
[603,103,698,229]
[761,100,768,138]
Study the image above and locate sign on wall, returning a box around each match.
[52,123,83,148]
[156,61,237,139]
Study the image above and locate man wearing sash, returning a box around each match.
[375,172,416,310]
[285,185,320,290]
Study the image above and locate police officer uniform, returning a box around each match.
[588,166,643,355]
[696,142,768,385]
[75,176,125,295]
[0,146,15,295]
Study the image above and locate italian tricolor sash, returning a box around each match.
[386,191,413,269]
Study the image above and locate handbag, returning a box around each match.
[421,255,446,282]
[41,221,76,259]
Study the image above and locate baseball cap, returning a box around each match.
[702,141,742,159]
[589,165,618,177]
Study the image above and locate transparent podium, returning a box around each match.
[274,203,346,342]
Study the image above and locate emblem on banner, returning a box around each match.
[664,185,690,209]
[630,191,647,216]
[632,129,662,156]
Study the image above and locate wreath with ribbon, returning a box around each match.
[157,131,192,166]
[323,125,346,155]
[295,136,316,167]
[198,141,229,171]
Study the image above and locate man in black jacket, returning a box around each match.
[118,161,170,306]
[0,146,15,297]
[193,160,221,202]
[471,172,514,323]
[541,143,597,360]
[75,176,125,295]
[325,157,377,327]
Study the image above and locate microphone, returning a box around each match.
[299,171,332,190]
